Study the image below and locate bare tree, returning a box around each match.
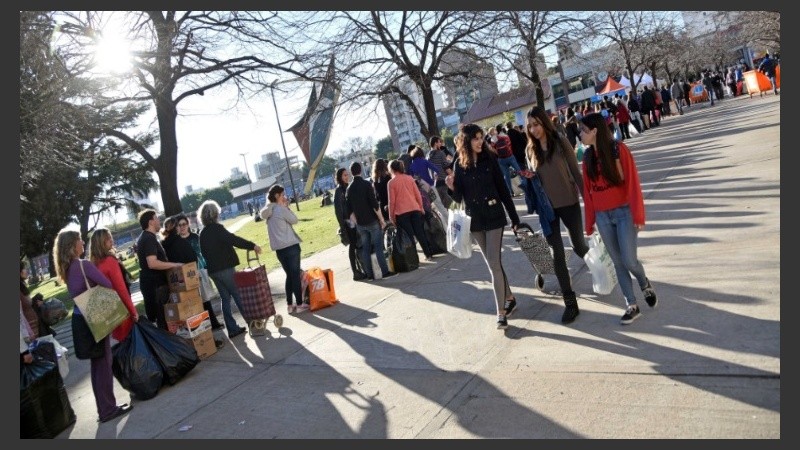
[478,11,589,108]
[736,11,780,52]
[52,11,320,215]
[588,11,680,92]
[300,11,499,141]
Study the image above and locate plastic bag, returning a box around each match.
[583,233,618,295]
[39,298,68,326]
[112,322,164,400]
[447,204,473,259]
[20,359,76,438]
[136,321,199,386]
[303,267,338,311]
[31,335,69,380]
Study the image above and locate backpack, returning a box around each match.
[495,134,513,158]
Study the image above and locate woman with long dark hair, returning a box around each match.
[445,123,520,330]
[372,158,392,222]
[524,106,589,324]
[579,113,657,324]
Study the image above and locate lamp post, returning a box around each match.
[239,152,256,215]
[270,80,301,211]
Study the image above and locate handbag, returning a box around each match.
[72,260,130,342]
[583,233,618,295]
[446,202,473,259]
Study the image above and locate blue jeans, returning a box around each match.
[209,267,246,330]
[594,205,648,307]
[276,244,303,306]
[357,221,389,278]
[497,155,522,196]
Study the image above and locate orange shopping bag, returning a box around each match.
[302,267,338,311]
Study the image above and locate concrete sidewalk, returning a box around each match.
[53,94,780,439]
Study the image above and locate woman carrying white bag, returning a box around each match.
[579,113,658,325]
[445,123,521,330]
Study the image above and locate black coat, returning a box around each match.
[199,222,256,274]
[448,151,520,232]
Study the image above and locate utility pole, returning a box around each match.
[270,81,300,211]
[239,152,255,215]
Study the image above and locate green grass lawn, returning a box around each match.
[29,195,341,322]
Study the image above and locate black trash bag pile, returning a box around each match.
[112,321,199,400]
[21,358,76,438]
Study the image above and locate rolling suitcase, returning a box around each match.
[514,222,554,291]
[233,251,283,335]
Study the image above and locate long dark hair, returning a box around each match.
[456,123,492,169]
[525,106,564,168]
[335,167,348,187]
[581,113,623,186]
[20,261,29,295]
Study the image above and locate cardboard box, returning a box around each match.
[170,311,212,338]
[168,262,200,292]
[168,288,203,305]
[163,292,204,323]
[188,329,217,360]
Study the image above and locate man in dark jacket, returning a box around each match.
[345,162,396,280]
[506,121,528,170]
[758,53,779,95]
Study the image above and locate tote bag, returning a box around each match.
[73,260,130,342]
[583,233,618,295]
[447,203,473,259]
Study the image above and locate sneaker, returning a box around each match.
[620,305,641,325]
[228,326,247,338]
[503,298,517,317]
[353,273,369,281]
[296,303,310,313]
[382,271,398,278]
[496,315,508,329]
[643,279,658,308]
[287,304,296,314]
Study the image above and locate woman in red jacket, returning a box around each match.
[579,113,657,325]
[89,228,139,341]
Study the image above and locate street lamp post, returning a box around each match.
[239,152,256,215]
[270,81,301,211]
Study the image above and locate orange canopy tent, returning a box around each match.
[598,77,628,95]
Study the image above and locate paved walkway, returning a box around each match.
[51,94,780,438]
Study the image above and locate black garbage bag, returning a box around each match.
[137,321,200,386]
[112,323,164,400]
[21,358,76,438]
[423,212,448,256]
[384,224,419,273]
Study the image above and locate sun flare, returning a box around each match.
[93,33,132,74]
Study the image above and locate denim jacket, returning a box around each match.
[521,175,556,237]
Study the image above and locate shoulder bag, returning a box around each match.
[72,260,130,343]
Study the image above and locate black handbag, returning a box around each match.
[71,313,105,360]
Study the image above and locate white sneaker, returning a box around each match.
[287,304,296,314]
[296,303,310,313]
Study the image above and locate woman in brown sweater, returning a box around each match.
[525,106,590,324]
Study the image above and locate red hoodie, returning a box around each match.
[582,141,645,235]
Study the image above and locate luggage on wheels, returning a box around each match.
[233,250,283,336]
[514,222,555,291]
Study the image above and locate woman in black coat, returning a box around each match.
[445,123,521,330]
[334,168,366,281]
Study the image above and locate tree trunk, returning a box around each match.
[154,97,182,216]
[420,86,439,139]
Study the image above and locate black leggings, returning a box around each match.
[545,203,590,296]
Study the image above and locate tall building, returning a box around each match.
[439,47,499,119]
[382,77,433,152]
[254,152,299,180]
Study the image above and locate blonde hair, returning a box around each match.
[88,228,115,264]
[53,230,81,282]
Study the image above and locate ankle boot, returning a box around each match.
[561,291,579,324]
[203,301,224,329]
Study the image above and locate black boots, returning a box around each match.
[203,301,224,330]
[561,291,579,324]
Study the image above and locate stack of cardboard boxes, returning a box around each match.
[165,262,217,359]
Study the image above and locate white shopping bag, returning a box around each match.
[447,204,473,259]
[583,233,618,295]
